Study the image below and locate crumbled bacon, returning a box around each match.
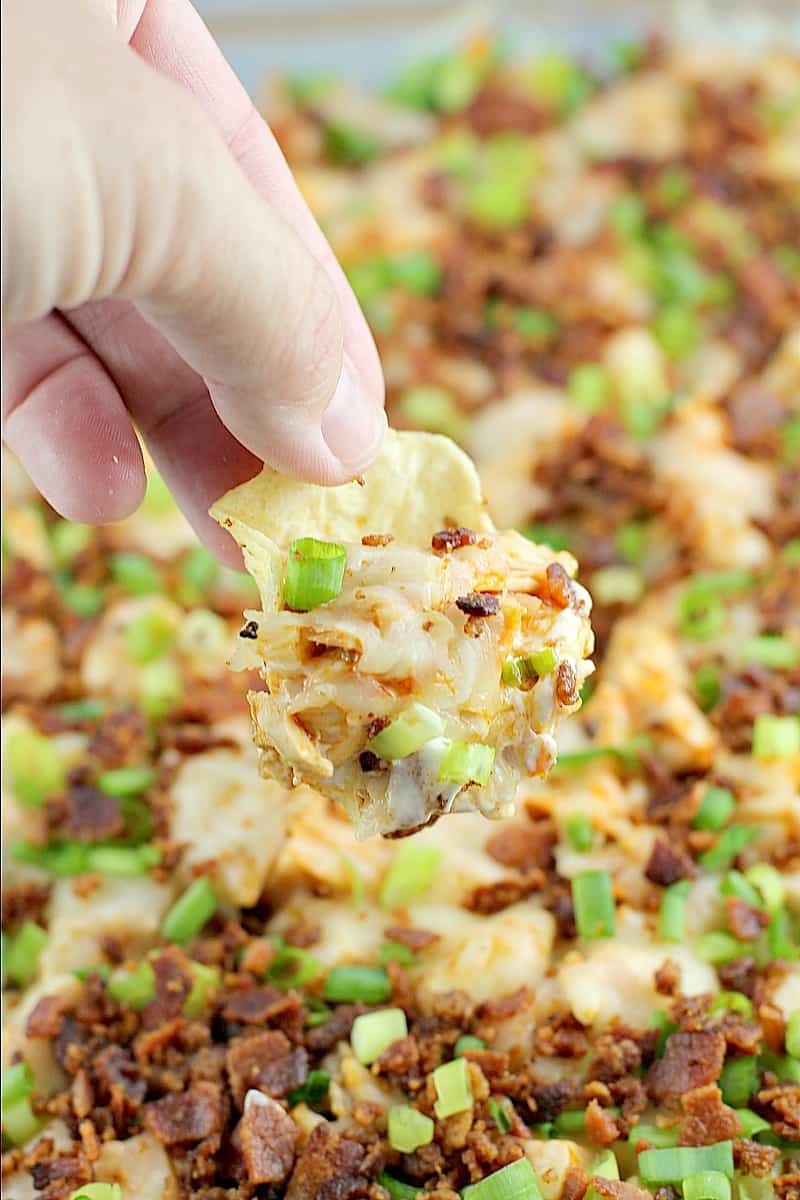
[144,1082,222,1145]
[384,925,440,951]
[644,839,698,886]
[361,533,394,547]
[226,1031,308,1106]
[756,1082,800,1141]
[733,1138,781,1179]
[285,1122,368,1200]
[25,994,68,1038]
[646,1030,726,1101]
[679,1084,741,1146]
[431,527,478,554]
[455,591,500,617]
[544,562,574,609]
[239,1093,298,1184]
[555,659,579,706]
[725,896,769,941]
[585,1098,621,1146]
[485,821,557,871]
[464,873,544,914]
[60,785,124,842]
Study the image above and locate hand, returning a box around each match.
[1,0,386,563]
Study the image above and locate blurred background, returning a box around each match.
[193,0,800,97]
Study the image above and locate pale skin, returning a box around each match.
[1,0,387,564]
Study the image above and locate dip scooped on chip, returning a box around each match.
[211,431,594,839]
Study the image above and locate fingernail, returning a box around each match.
[321,355,386,474]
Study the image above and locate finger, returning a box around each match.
[3,0,383,485]
[67,297,259,566]
[125,0,385,450]
[1,313,145,522]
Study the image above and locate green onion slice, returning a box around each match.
[589,1149,619,1180]
[7,731,65,808]
[660,880,691,943]
[283,538,346,611]
[682,1171,731,1200]
[699,825,759,871]
[786,1009,800,1059]
[734,1108,771,1139]
[351,1008,408,1065]
[1,1062,34,1108]
[438,741,495,787]
[694,932,748,965]
[752,714,800,759]
[388,1104,435,1152]
[110,552,162,596]
[710,991,754,1020]
[693,786,735,832]
[267,945,320,991]
[366,703,444,761]
[139,660,184,720]
[462,1157,543,1200]
[97,766,157,797]
[1,1096,43,1146]
[628,1123,679,1148]
[287,1068,330,1108]
[572,870,616,939]
[160,877,218,944]
[380,844,442,908]
[455,1035,486,1056]
[718,1055,758,1108]
[182,962,221,1017]
[637,1141,734,1185]
[85,845,161,878]
[378,1173,421,1200]
[740,635,799,670]
[744,864,785,914]
[125,610,175,664]
[107,961,156,1010]
[70,1185,123,1200]
[5,922,47,987]
[379,941,417,967]
[565,812,594,852]
[487,1096,513,1133]
[433,1056,474,1119]
[324,965,390,1004]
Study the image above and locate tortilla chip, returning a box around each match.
[210,430,494,610]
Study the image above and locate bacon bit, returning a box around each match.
[756,1082,800,1141]
[757,1003,786,1055]
[240,1092,298,1184]
[222,986,297,1026]
[774,1170,800,1200]
[464,873,544,914]
[654,960,682,996]
[680,1084,741,1146]
[239,620,259,639]
[431,528,478,554]
[239,939,278,977]
[0,880,51,931]
[485,821,557,871]
[718,956,758,999]
[726,896,769,941]
[29,1146,92,1194]
[477,987,534,1023]
[384,926,440,951]
[645,839,698,886]
[285,1122,367,1200]
[304,1004,364,1055]
[589,1028,647,1082]
[359,750,381,772]
[591,1181,653,1200]
[545,562,574,609]
[733,1138,781,1179]
[646,1030,726,1101]
[226,1030,308,1106]
[25,993,68,1039]
[373,1034,419,1076]
[144,1081,222,1145]
[562,1167,590,1200]
[456,591,500,617]
[71,872,103,899]
[555,659,579,706]
[366,716,390,740]
[141,948,193,1027]
[62,786,124,842]
[361,533,394,547]
[534,1013,590,1060]
[585,1098,622,1146]
[462,1049,509,1084]
[87,708,151,768]
[78,1118,101,1162]
[71,1069,94,1121]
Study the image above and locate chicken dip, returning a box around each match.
[2,30,800,1200]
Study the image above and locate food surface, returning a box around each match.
[2,29,800,1200]
[212,431,593,838]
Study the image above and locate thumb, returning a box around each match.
[2,0,385,484]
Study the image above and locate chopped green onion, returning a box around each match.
[160,877,218,944]
[699,825,759,871]
[378,1173,421,1200]
[50,521,93,567]
[7,731,65,808]
[591,565,644,606]
[615,521,648,564]
[304,998,332,1029]
[97,766,157,797]
[735,1108,770,1138]
[429,57,482,114]
[678,589,726,641]
[694,932,748,965]
[693,787,735,832]
[682,1171,731,1200]
[740,635,799,670]
[12,838,90,876]
[628,1123,679,1149]
[487,1097,513,1133]
[529,51,592,114]
[139,660,183,720]
[773,243,800,278]
[85,845,160,878]
[388,1104,435,1152]
[572,870,616,939]
[324,123,381,165]
[438,741,495,786]
[653,305,699,360]
[589,1149,619,1180]
[108,961,156,1010]
[70,1185,122,1200]
[110,552,162,596]
[379,941,417,968]
[568,364,610,414]
[530,648,558,675]
[720,870,762,909]
[553,1109,587,1135]
[660,880,691,943]
[766,907,799,961]
[367,703,444,761]
[719,1055,759,1107]
[744,864,785,914]
[433,1056,473,1119]
[463,1158,543,1200]
[521,525,571,552]
[782,417,800,465]
[399,386,466,440]
[5,922,47,987]
[388,250,442,296]
[284,538,346,611]
[73,963,111,982]
[182,962,221,1017]
[556,737,651,771]
[565,812,594,852]
[693,663,721,712]
[502,649,557,687]
[267,945,320,991]
[59,583,105,618]
[638,1141,734,1185]
[608,194,647,239]
[179,546,219,600]
[752,714,800,758]
[125,610,175,663]
[710,991,754,1020]
[119,796,154,846]
[1,1096,43,1146]
[287,1068,330,1108]
[324,965,390,1004]
[786,1009,800,1059]
[657,166,691,208]
[380,843,442,908]
[513,307,559,342]
[1,1062,34,1108]
[351,1008,408,1065]
[57,698,106,723]
[455,1035,486,1056]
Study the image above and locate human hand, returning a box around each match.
[1,0,386,563]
